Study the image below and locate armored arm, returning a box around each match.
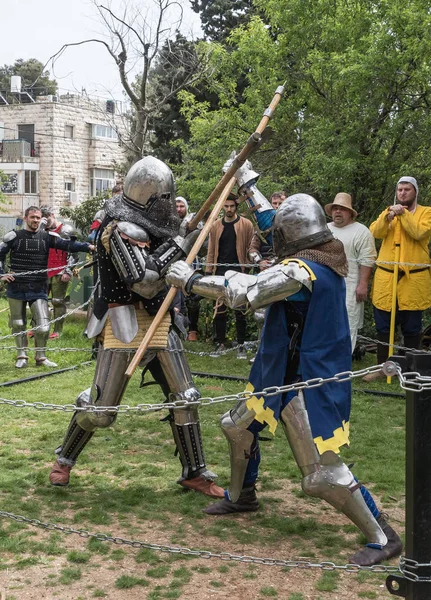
[0,231,16,274]
[107,221,199,297]
[167,260,313,310]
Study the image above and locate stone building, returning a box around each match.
[0,91,126,216]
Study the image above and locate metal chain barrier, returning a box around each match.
[0,509,400,574]
[399,557,431,582]
[0,362,424,416]
[0,260,87,279]
[357,334,431,356]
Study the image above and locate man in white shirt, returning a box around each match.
[325,193,376,351]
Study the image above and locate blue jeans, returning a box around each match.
[7,281,48,302]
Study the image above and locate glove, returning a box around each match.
[166,261,201,294]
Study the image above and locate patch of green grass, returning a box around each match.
[67,550,91,563]
[288,594,305,600]
[260,586,278,597]
[92,591,107,598]
[115,575,150,589]
[58,566,82,584]
[110,549,126,561]
[210,580,223,588]
[315,571,339,592]
[358,592,377,599]
[146,565,171,578]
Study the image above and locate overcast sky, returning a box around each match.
[1,0,202,101]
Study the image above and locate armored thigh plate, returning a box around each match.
[109,305,139,344]
[221,400,256,502]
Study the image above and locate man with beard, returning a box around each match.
[363,176,431,382]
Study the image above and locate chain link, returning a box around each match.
[0,509,401,574]
[357,334,431,356]
[1,260,87,279]
[0,363,413,416]
[399,556,431,582]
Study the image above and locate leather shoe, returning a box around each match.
[179,475,224,498]
[204,486,259,514]
[350,515,402,566]
[187,331,198,342]
[49,460,72,486]
[362,369,385,383]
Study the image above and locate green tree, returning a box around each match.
[190,0,255,41]
[0,58,57,97]
[59,191,110,238]
[179,0,431,220]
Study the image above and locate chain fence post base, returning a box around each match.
[387,352,431,598]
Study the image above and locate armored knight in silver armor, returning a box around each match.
[167,193,402,566]
[49,156,223,499]
[0,206,93,368]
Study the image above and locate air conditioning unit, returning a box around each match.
[68,191,78,204]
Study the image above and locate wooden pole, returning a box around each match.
[124,177,236,378]
[125,83,285,379]
[387,220,401,384]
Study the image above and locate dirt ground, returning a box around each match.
[0,479,403,600]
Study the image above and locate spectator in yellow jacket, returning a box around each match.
[363,176,431,382]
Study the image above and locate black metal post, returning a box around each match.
[387,352,431,598]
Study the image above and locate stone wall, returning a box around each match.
[0,96,126,215]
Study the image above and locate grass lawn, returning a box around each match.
[0,298,405,599]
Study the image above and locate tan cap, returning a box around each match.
[324,193,357,218]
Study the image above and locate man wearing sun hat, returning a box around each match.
[325,193,376,352]
[363,176,431,382]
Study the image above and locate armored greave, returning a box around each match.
[220,400,256,502]
[30,299,50,361]
[56,347,134,466]
[8,298,28,359]
[157,330,212,481]
[51,277,69,334]
[280,393,387,547]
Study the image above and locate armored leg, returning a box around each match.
[50,346,134,486]
[51,276,68,334]
[8,298,28,368]
[280,393,387,547]
[157,330,223,498]
[29,299,56,366]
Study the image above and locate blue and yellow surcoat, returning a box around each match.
[245,259,352,454]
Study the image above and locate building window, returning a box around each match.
[64,125,74,139]
[1,173,18,193]
[24,170,38,194]
[90,168,115,196]
[65,178,75,192]
[92,124,118,140]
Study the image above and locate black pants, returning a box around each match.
[213,301,246,345]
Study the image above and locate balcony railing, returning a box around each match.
[0,140,40,160]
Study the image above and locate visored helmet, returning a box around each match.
[272,193,333,258]
[123,156,175,213]
[61,223,77,240]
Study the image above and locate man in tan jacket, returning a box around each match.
[206,195,254,358]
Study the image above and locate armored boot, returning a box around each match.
[31,299,58,367]
[204,485,259,515]
[158,331,224,498]
[50,348,134,486]
[8,298,29,368]
[280,394,390,557]
[350,515,402,566]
